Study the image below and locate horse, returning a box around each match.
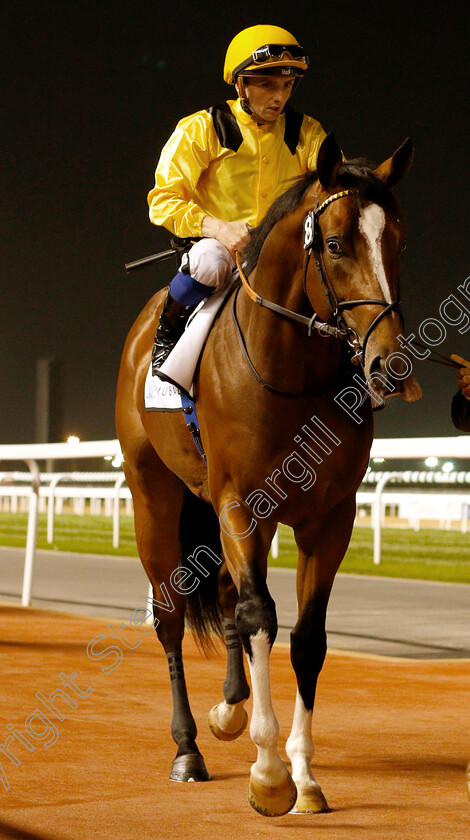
[115,133,421,817]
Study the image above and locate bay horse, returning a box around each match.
[116,134,421,817]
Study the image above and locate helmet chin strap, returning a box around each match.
[235,78,254,115]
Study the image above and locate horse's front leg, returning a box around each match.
[220,503,297,817]
[286,496,357,813]
[208,562,250,741]
[286,595,330,814]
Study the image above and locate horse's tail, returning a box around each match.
[179,488,224,655]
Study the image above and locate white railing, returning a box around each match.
[1,436,470,606]
[0,440,121,605]
[0,471,133,544]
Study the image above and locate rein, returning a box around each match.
[235,252,347,340]
[236,190,402,366]
[232,286,316,397]
[406,340,461,369]
[233,189,401,395]
[234,189,460,394]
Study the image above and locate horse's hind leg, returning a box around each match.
[286,496,357,813]
[123,441,210,782]
[208,563,250,741]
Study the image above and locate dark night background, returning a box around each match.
[2,0,469,444]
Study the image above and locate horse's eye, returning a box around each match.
[401,239,407,252]
[326,239,342,256]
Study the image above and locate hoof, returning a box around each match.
[466,761,470,801]
[248,771,297,817]
[290,785,330,814]
[208,704,248,741]
[170,753,211,782]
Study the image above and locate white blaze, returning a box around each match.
[358,204,391,303]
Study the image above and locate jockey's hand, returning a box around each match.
[201,217,251,258]
[451,354,470,401]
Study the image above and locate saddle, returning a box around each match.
[129,236,235,462]
[143,239,236,461]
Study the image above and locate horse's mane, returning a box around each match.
[243,159,397,276]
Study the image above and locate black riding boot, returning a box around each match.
[151,291,193,374]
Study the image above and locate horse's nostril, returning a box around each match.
[385,352,408,380]
[367,354,399,398]
[369,355,384,377]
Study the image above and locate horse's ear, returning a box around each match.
[316,132,343,190]
[373,137,414,187]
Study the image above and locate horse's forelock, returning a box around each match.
[337,159,397,210]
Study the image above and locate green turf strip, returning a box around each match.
[0,514,468,583]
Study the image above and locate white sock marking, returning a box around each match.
[248,629,286,786]
[286,689,317,791]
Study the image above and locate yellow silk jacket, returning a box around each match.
[148,98,327,237]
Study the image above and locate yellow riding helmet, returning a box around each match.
[224,25,309,85]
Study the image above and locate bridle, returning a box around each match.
[303,190,402,365]
[235,189,402,368]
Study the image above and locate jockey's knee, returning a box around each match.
[187,239,234,290]
[168,238,234,306]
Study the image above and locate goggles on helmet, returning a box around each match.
[253,44,308,63]
[233,43,309,78]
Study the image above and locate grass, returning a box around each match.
[0,512,469,583]
[273,523,470,583]
[0,512,139,557]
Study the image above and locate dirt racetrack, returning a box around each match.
[0,605,468,840]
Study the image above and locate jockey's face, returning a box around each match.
[239,76,296,123]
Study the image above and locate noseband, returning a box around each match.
[236,189,402,368]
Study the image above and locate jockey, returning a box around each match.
[148,24,328,372]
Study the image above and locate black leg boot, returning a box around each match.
[151,290,193,374]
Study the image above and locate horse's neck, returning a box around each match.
[239,257,343,395]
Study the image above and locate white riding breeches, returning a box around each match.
[184,238,235,291]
